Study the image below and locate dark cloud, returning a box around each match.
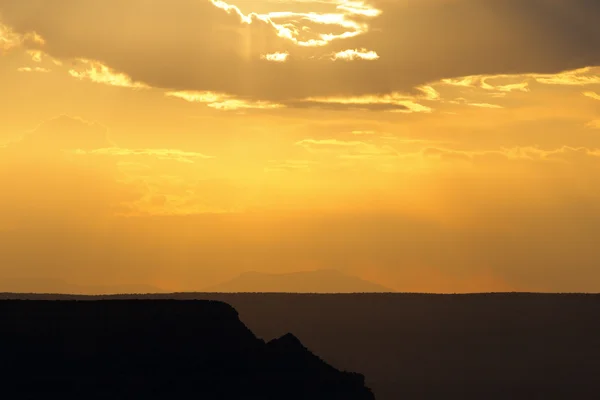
[357,0,600,88]
[0,0,598,101]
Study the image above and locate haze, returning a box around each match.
[1,0,599,293]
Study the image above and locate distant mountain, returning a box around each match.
[205,270,394,293]
[0,300,374,400]
[0,278,164,294]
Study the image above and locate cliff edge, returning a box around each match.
[0,300,374,399]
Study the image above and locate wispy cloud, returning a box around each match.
[166,91,223,103]
[261,51,289,62]
[208,99,284,111]
[71,147,214,164]
[532,67,600,86]
[264,159,316,173]
[438,68,600,94]
[210,0,256,24]
[166,90,284,110]
[418,86,441,101]
[420,146,600,163]
[468,102,504,109]
[211,0,380,48]
[480,79,530,93]
[302,93,432,113]
[586,120,600,129]
[351,130,376,135]
[331,48,379,61]
[26,49,43,62]
[296,138,398,158]
[336,0,382,17]
[0,23,22,52]
[1,24,45,54]
[17,66,51,73]
[448,97,503,109]
[583,91,600,101]
[68,59,149,89]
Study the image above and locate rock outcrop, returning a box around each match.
[0,300,374,399]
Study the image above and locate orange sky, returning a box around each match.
[1,0,599,293]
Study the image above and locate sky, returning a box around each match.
[0,0,599,293]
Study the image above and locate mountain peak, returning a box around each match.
[206,269,394,293]
[269,332,305,350]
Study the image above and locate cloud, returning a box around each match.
[383,137,450,146]
[419,145,600,164]
[480,79,530,93]
[296,138,398,158]
[584,91,600,100]
[0,116,140,220]
[165,91,223,103]
[73,148,215,164]
[1,0,597,103]
[211,0,381,48]
[0,23,22,52]
[438,67,600,94]
[468,103,504,109]
[331,48,379,61]
[297,138,367,148]
[587,120,600,129]
[0,115,223,227]
[68,59,149,89]
[259,4,379,47]
[441,75,531,93]
[17,66,50,73]
[208,99,285,111]
[289,100,410,112]
[351,130,376,135]
[532,67,600,86]
[418,85,441,101]
[1,22,45,54]
[440,75,530,103]
[210,0,254,22]
[265,159,316,173]
[447,97,504,109]
[261,51,289,62]
[336,0,382,17]
[299,93,432,112]
[26,49,42,62]
[5,115,113,153]
[166,90,284,110]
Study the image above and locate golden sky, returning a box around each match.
[1,0,599,293]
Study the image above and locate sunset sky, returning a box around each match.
[1,0,599,293]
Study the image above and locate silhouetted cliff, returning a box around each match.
[6,293,599,399]
[0,300,374,400]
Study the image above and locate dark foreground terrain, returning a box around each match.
[204,293,600,399]
[0,300,374,400]
[4,293,599,399]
